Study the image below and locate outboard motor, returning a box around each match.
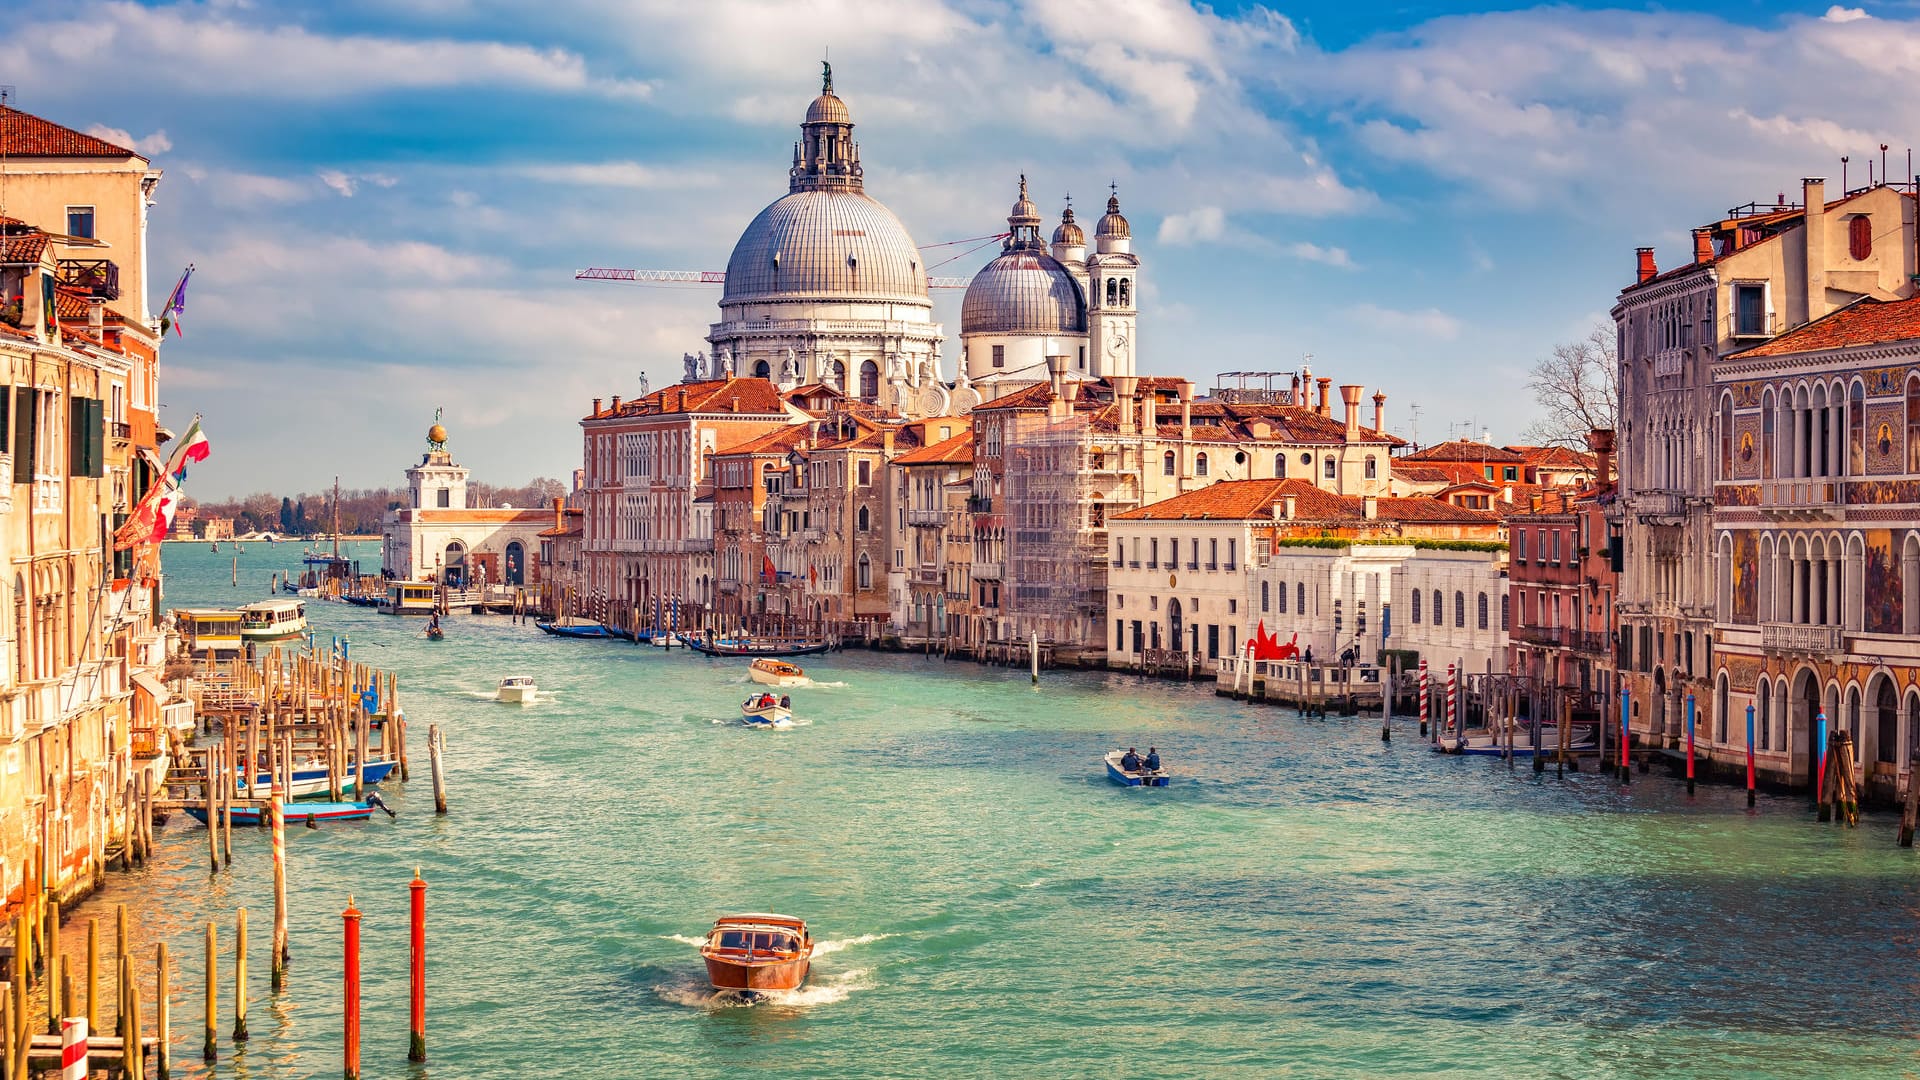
[366,791,396,818]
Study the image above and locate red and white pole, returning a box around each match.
[343,897,362,1080]
[1418,659,1430,736]
[60,1017,87,1080]
[1446,663,1458,736]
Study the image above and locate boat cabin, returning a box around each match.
[176,608,244,658]
[383,582,438,615]
[705,914,809,958]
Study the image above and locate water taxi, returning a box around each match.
[748,659,809,688]
[176,608,245,658]
[382,581,439,616]
[700,914,813,996]
[1105,750,1169,787]
[239,598,308,643]
[497,675,537,704]
[741,693,794,728]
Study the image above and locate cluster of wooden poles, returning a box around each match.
[1,900,164,1077]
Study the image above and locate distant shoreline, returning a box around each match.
[164,535,383,543]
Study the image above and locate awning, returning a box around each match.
[131,671,172,707]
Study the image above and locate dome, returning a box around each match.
[1052,206,1084,247]
[805,91,850,126]
[1009,175,1040,228]
[1096,193,1130,239]
[723,190,930,306]
[961,250,1086,335]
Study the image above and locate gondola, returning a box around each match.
[684,636,831,658]
[535,619,614,639]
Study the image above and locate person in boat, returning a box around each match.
[427,613,442,634]
[779,695,791,710]
[1143,747,1161,772]
[1121,747,1142,772]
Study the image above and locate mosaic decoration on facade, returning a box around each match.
[1724,654,1764,692]
[1865,402,1906,475]
[1732,381,1762,408]
[1733,415,1762,479]
[1715,484,1760,507]
[1863,529,1904,635]
[1847,478,1920,505]
[1866,366,1910,397]
[1732,530,1757,622]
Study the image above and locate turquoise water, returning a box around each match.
[78,545,1920,1077]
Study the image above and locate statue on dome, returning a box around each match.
[822,60,833,94]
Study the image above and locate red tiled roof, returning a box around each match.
[1113,478,1502,525]
[1727,294,1920,358]
[0,230,49,266]
[0,106,140,158]
[587,377,788,419]
[892,430,973,465]
[971,382,1063,411]
[1505,444,1596,469]
[713,426,808,457]
[1391,464,1453,484]
[1401,440,1526,464]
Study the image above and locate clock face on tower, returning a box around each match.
[1106,324,1129,357]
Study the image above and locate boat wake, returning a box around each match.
[660,933,707,947]
[655,968,871,1010]
[807,680,849,689]
[811,932,893,956]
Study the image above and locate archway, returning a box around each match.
[859,359,880,401]
[504,542,525,586]
[1872,675,1897,767]
[753,359,771,380]
[1167,598,1183,654]
[442,541,467,588]
[1795,668,1822,788]
[1653,668,1668,737]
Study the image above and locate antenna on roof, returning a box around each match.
[1406,402,1422,448]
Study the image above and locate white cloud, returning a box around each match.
[1343,303,1462,340]
[1158,206,1226,245]
[317,170,398,198]
[1823,6,1870,23]
[1286,242,1353,269]
[517,162,717,190]
[84,124,172,155]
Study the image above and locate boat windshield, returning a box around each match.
[714,930,798,954]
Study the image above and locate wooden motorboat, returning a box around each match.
[748,659,809,687]
[1105,750,1169,787]
[700,914,813,996]
[497,675,537,704]
[236,759,398,800]
[741,693,794,728]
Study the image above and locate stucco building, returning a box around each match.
[381,418,552,590]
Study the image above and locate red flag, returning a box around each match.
[762,554,777,583]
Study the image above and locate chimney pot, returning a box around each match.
[1283,494,1297,520]
[611,395,622,411]
[592,397,602,415]
[1692,228,1714,264]
[1315,378,1333,417]
[1363,495,1378,520]
[1635,246,1657,283]
[1340,384,1363,439]
[1371,391,1385,433]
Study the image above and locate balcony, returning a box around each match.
[1633,489,1689,523]
[717,576,741,594]
[56,259,119,301]
[1760,479,1842,519]
[970,561,1003,580]
[1653,347,1685,379]
[1760,621,1843,654]
[907,508,945,527]
[110,421,132,442]
[966,496,993,514]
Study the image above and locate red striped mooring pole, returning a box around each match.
[59,1017,86,1080]
[1418,659,1429,737]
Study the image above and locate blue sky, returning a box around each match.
[1,0,1907,498]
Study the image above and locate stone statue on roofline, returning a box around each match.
[718,346,735,378]
[781,347,799,385]
[683,351,701,383]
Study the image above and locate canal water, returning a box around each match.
[85,545,1919,1077]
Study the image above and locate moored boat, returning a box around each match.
[1433,725,1598,757]
[536,618,614,639]
[741,693,794,728]
[239,598,308,643]
[236,759,398,800]
[686,633,831,658]
[497,675,537,704]
[1105,750,1169,787]
[748,659,809,687]
[186,800,381,826]
[700,914,813,996]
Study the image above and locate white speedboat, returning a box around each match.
[748,658,809,688]
[741,692,794,729]
[497,675,537,704]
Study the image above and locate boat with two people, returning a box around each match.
[748,658,810,688]
[1105,747,1169,787]
[741,692,794,728]
[700,914,814,998]
[497,675,537,704]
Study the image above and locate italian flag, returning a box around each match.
[164,418,210,484]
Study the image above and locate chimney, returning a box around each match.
[1178,379,1194,443]
[1315,378,1333,417]
[1587,427,1616,491]
[1047,355,1069,418]
[611,395,621,412]
[1692,228,1714,264]
[1142,387,1159,435]
[883,429,895,456]
[1635,246,1657,283]
[676,388,689,412]
[87,299,103,333]
[1803,176,1828,321]
[1372,391,1385,433]
[1283,494,1297,520]
[553,496,565,533]
[592,397,602,415]
[1529,494,1542,513]
[1113,376,1138,434]
[1362,495,1378,520]
[1340,384,1362,440]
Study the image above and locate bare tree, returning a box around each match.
[1522,323,1618,449]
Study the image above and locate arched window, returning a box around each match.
[1411,589,1422,624]
[859,359,880,401]
[1275,453,1287,478]
[1432,590,1442,625]
[1715,673,1729,743]
[857,506,870,532]
[1261,581,1270,612]
[1720,394,1734,479]
[1477,592,1488,630]
[1850,214,1873,260]
[1162,451,1176,476]
[1277,581,1288,614]
[1849,381,1866,475]
[1877,678,1898,764]
[1106,278,1118,305]
[1119,279,1130,306]
[1454,591,1466,628]
[753,359,771,380]
[1500,593,1509,631]
[1761,388,1775,478]
[1756,678,1770,750]
[1195,453,1209,477]
[1297,583,1306,614]
[1365,457,1378,479]
[1323,456,1336,479]
[857,554,871,589]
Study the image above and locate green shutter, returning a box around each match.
[13,388,36,483]
[88,398,105,478]
[69,396,86,477]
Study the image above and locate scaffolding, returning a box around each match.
[1003,412,1109,655]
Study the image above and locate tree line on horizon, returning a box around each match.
[186,477,569,536]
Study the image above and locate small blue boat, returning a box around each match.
[186,801,378,826]
[236,759,397,799]
[1105,750,1168,787]
[536,619,613,639]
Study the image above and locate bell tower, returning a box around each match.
[1087,186,1139,378]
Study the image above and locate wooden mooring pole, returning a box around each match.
[233,907,248,1042]
[272,799,289,991]
[1685,692,1697,796]
[202,922,216,1062]
[429,724,447,815]
[157,941,171,1080]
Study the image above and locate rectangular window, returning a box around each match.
[1207,624,1219,660]
[1208,538,1218,569]
[1734,283,1767,337]
[437,489,450,508]
[992,344,1005,369]
[1149,538,1159,568]
[1116,619,1124,650]
[66,207,94,239]
[1551,531,1561,563]
[1517,529,1528,562]
[1226,538,1237,569]
[1503,466,1517,481]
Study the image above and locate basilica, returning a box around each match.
[685,66,1140,412]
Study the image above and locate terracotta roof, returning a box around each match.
[1727,294,1920,358]
[1401,440,1526,464]
[54,289,91,321]
[713,426,808,457]
[0,230,49,266]
[587,377,787,419]
[892,430,973,466]
[971,382,1062,411]
[0,107,141,158]
[1391,464,1453,484]
[1505,445,1596,469]
[1114,478,1502,525]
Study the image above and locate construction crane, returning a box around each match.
[574,231,1009,290]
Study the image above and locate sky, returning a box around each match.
[2,0,1912,498]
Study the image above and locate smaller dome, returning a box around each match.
[1096,193,1130,239]
[427,423,448,444]
[961,250,1087,336]
[1009,174,1040,229]
[1052,205,1084,247]
[806,92,850,125]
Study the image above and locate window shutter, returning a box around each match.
[87,398,105,477]
[14,388,36,483]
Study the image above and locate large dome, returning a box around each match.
[961,249,1086,335]
[722,190,930,306]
